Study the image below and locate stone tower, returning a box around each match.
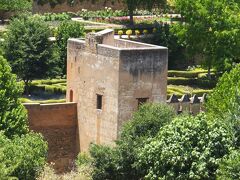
[67,29,168,151]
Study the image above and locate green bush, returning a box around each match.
[206,64,240,147]
[89,144,119,180]
[217,150,240,180]
[121,103,176,139]
[56,21,85,75]
[89,103,176,180]
[0,56,28,138]
[4,14,61,88]
[168,70,208,78]
[168,77,195,85]
[0,132,48,179]
[137,113,233,179]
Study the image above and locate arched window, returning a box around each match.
[70,90,73,102]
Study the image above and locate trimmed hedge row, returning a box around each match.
[168,77,216,88]
[20,98,66,104]
[167,86,212,99]
[168,70,208,78]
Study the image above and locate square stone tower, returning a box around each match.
[67,29,168,151]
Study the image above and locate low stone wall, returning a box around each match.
[33,0,125,14]
[167,94,207,115]
[24,102,78,173]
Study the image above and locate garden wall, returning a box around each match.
[33,0,125,14]
[24,102,79,173]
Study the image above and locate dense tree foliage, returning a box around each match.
[0,0,32,22]
[206,64,240,147]
[4,15,60,90]
[173,0,240,74]
[0,56,47,179]
[0,56,28,138]
[137,113,233,179]
[87,103,176,179]
[56,20,85,75]
[217,150,240,180]
[0,132,48,179]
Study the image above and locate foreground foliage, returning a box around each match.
[137,113,233,179]
[217,150,240,180]
[0,56,28,138]
[0,56,48,179]
[206,64,240,147]
[0,132,48,180]
[86,103,176,179]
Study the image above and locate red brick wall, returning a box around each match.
[24,103,78,173]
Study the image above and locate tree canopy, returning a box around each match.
[0,56,28,138]
[4,15,60,89]
[173,0,240,73]
[56,20,85,75]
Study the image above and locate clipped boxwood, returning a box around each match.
[168,70,206,78]
[168,77,195,85]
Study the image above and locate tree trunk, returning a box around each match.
[207,63,211,80]
[24,80,30,95]
[129,9,134,26]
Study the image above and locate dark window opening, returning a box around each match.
[137,98,148,108]
[97,94,103,110]
[70,90,73,102]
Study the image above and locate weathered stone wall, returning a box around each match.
[24,103,78,173]
[33,0,125,14]
[118,43,168,128]
[67,36,119,152]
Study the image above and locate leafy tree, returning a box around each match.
[4,15,60,91]
[0,0,32,22]
[122,0,166,25]
[137,113,233,179]
[89,144,120,180]
[0,56,28,138]
[206,64,240,147]
[0,131,48,179]
[173,0,240,75]
[217,150,240,180]
[56,20,85,75]
[89,103,175,179]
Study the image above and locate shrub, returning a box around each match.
[121,103,176,139]
[168,77,195,85]
[0,56,28,138]
[168,70,208,78]
[117,103,176,179]
[89,103,176,180]
[206,64,240,147]
[217,150,240,180]
[4,14,60,89]
[137,113,233,179]
[89,144,119,180]
[56,21,85,75]
[0,132,47,179]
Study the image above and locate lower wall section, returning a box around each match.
[24,103,78,173]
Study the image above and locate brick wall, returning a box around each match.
[24,102,78,173]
